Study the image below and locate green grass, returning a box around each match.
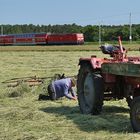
[0,42,140,51]
[0,49,140,140]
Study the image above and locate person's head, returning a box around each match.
[71,77,77,87]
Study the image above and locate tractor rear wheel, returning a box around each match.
[77,64,104,115]
[130,96,140,132]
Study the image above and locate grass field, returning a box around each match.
[0,42,140,51]
[0,46,140,140]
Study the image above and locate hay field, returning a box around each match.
[0,47,140,140]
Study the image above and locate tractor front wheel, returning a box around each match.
[77,64,104,115]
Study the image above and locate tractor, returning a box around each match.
[77,36,140,132]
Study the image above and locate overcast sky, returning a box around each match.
[0,0,140,25]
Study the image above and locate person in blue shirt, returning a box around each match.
[38,78,77,101]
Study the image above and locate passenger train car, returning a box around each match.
[0,33,84,45]
[47,33,84,45]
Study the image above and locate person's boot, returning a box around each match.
[38,94,50,100]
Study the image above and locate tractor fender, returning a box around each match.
[79,56,104,70]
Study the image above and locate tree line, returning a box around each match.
[1,23,140,42]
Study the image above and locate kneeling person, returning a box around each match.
[39,78,77,101]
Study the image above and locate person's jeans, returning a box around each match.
[47,83,56,100]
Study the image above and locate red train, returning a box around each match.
[0,33,84,45]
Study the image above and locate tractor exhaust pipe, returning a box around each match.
[118,36,124,53]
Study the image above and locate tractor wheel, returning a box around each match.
[130,96,140,132]
[126,96,133,107]
[77,64,104,115]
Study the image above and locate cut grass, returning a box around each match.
[0,49,140,140]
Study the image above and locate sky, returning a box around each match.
[0,0,140,26]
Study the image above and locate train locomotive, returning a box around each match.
[0,33,84,46]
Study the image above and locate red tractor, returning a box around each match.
[77,36,140,132]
